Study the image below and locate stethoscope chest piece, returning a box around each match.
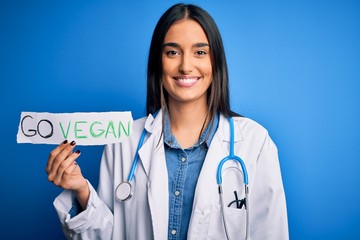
[115,182,133,201]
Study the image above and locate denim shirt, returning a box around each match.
[163,112,219,240]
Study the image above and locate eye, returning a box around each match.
[195,50,207,56]
[166,50,179,56]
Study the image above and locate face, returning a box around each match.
[162,19,212,108]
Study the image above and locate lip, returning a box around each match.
[173,76,201,88]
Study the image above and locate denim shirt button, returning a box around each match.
[175,190,181,196]
[181,157,186,162]
[171,229,177,235]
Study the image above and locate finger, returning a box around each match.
[46,140,69,174]
[60,161,80,189]
[52,150,81,186]
[48,141,77,181]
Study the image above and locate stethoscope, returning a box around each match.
[217,117,250,240]
[115,116,250,239]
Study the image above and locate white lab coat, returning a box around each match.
[54,112,288,240]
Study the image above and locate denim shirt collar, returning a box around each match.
[163,110,219,149]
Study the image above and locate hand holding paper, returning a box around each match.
[46,139,89,210]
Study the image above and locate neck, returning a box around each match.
[167,99,210,148]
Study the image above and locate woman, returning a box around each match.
[46,3,288,240]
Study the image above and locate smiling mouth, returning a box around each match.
[173,77,200,87]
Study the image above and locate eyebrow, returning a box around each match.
[162,42,210,49]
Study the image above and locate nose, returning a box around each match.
[179,54,193,74]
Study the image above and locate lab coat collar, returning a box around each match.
[143,110,163,134]
[143,110,244,142]
[217,114,244,143]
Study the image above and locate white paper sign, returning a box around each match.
[17,111,133,146]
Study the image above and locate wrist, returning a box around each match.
[75,179,88,195]
[74,179,90,210]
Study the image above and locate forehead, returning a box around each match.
[164,19,209,43]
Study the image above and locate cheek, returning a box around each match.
[199,59,212,76]
[162,58,177,75]
[161,73,170,90]
[161,72,171,84]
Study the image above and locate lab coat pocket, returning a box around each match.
[208,165,248,239]
[207,203,247,240]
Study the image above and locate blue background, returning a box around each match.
[1,0,359,239]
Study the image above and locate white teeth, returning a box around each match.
[177,78,197,83]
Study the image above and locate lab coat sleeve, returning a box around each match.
[53,182,113,239]
[250,133,289,240]
[53,145,115,239]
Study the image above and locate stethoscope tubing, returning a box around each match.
[127,128,147,182]
[216,117,248,185]
[127,111,159,182]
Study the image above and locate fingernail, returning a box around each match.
[75,150,81,154]
[62,140,68,144]
[70,141,76,146]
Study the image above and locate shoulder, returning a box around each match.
[218,114,274,150]
[233,116,278,154]
[233,116,269,137]
[218,114,269,138]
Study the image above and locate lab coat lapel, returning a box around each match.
[192,131,226,211]
[138,112,169,239]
